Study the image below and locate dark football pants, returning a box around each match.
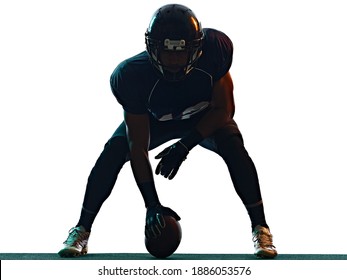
[80,112,263,220]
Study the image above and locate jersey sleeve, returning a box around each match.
[110,60,148,114]
[201,28,233,81]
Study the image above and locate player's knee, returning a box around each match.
[215,133,247,158]
[215,132,242,149]
[104,136,130,160]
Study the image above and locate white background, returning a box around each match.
[1,0,347,256]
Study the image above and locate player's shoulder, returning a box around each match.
[197,28,233,81]
[112,51,151,77]
[203,28,231,40]
[202,28,233,52]
[110,50,158,104]
[110,51,157,92]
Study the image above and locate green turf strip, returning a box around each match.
[1,253,347,260]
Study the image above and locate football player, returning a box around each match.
[58,4,277,259]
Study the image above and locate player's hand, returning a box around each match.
[155,142,189,179]
[145,205,181,239]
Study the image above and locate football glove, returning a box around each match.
[155,141,189,180]
[145,205,181,239]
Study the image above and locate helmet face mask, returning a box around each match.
[145,4,204,82]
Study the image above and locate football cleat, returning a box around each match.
[252,225,277,259]
[58,226,90,257]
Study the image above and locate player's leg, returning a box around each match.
[200,131,267,227]
[199,126,277,258]
[59,117,188,257]
[59,123,130,257]
[77,131,130,231]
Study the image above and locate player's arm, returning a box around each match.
[124,111,162,208]
[195,71,235,138]
[124,112,153,184]
[124,111,180,237]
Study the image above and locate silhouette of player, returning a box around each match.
[58,4,277,259]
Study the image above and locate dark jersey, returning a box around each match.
[110,28,233,122]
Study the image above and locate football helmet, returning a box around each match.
[145,4,204,81]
